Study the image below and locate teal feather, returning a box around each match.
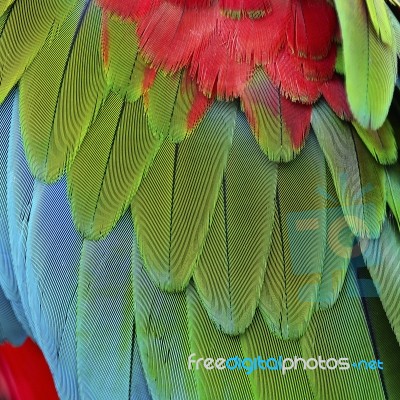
[76,212,136,399]
[0,88,18,300]
[0,286,26,345]
[26,177,82,400]
[6,87,34,337]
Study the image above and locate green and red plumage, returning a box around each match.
[0,0,399,399]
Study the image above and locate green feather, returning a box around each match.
[105,14,146,102]
[186,283,254,400]
[19,0,107,182]
[68,94,161,239]
[240,67,301,162]
[365,0,393,45]
[133,239,197,400]
[0,0,74,102]
[259,133,327,340]
[352,119,397,165]
[131,101,236,291]
[385,164,400,229]
[0,0,14,16]
[147,69,182,139]
[359,267,400,400]
[387,4,400,57]
[241,310,314,400]
[194,111,277,335]
[317,168,354,310]
[360,221,400,343]
[312,100,386,238]
[169,72,211,143]
[335,45,345,75]
[301,267,386,399]
[334,0,397,129]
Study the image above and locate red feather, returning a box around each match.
[301,44,336,81]
[286,0,337,59]
[0,339,58,400]
[98,0,338,104]
[97,0,158,19]
[190,31,253,98]
[321,76,353,120]
[281,96,312,148]
[265,50,321,103]
[138,3,218,72]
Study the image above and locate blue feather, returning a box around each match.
[76,212,137,399]
[2,87,32,337]
[26,176,82,399]
[0,285,26,345]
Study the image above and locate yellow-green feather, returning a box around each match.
[352,119,398,165]
[68,94,161,239]
[312,100,386,238]
[105,14,146,102]
[194,111,277,335]
[131,101,236,291]
[147,69,183,139]
[386,163,400,229]
[365,0,393,45]
[301,267,386,399]
[334,0,397,129]
[19,0,107,182]
[317,168,354,310]
[0,0,14,15]
[0,0,74,102]
[259,133,327,340]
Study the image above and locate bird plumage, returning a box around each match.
[0,0,399,399]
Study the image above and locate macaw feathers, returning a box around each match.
[0,0,400,399]
[334,0,397,130]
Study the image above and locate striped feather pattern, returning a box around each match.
[6,88,35,338]
[169,71,212,143]
[360,221,400,343]
[317,168,354,310]
[241,310,314,400]
[365,0,393,45]
[0,88,27,346]
[352,119,398,165]
[312,100,386,238]
[105,14,150,103]
[26,177,82,399]
[68,94,161,239]
[19,0,107,182]
[334,0,397,129]
[301,266,385,399]
[133,236,198,400]
[0,0,74,102]
[130,337,152,400]
[0,287,26,345]
[194,111,277,334]
[76,212,135,399]
[385,164,400,229]
[131,101,236,291]
[0,88,17,302]
[102,14,142,101]
[359,266,400,399]
[0,0,15,15]
[260,133,327,340]
[186,283,254,399]
[241,67,311,162]
[147,69,183,139]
